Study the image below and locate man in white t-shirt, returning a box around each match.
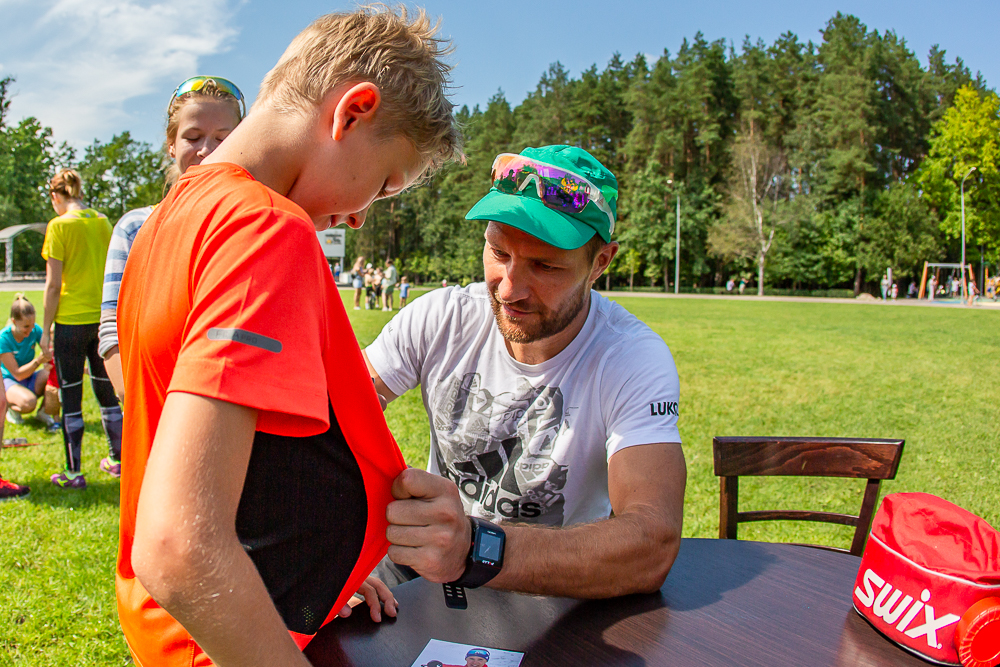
[371,146,686,599]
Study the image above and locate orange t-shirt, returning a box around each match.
[116,163,405,666]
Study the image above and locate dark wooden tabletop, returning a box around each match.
[305,538,931,666]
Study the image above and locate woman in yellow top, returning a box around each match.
[42,169,123,490]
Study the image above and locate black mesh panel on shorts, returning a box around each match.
[236,401,367,636]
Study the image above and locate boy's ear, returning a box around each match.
[330,82,382,141]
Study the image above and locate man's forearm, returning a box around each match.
[488,506,680,598]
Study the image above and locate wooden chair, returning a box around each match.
[712,437,905,557]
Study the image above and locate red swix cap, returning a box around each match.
[854,493,1000,667]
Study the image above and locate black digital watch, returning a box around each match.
[442,517,506,609]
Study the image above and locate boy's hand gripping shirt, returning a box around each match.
[116,163,405,665]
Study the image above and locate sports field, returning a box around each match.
[1,290,997,666]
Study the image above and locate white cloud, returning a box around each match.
[0,0,239,146]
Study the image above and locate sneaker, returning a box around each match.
[6,409,23,425]
[38,411,62,432]
[353,306,361,310]
[0,477,29,500]
[35,410,61,433]
[51,471,86,490]
[100,457,122,478]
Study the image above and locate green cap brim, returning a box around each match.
[465,190,597,250]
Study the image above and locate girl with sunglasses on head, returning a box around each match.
[99,76,245,400]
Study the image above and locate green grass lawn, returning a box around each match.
[1,289,997,665]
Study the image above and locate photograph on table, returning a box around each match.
[411,639,524,667]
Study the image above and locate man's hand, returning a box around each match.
[386,469,470,583]
[40,332,50,356]
[339,576,397,623]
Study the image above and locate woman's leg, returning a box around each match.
[53,323,88,474]
[6,382,38,414]
[33,367,49,399]
[83,325,122,463]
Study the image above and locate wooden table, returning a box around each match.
[305,538,931,666]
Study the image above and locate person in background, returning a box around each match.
[43,325,61,427]
[42,169,122,489]
[399,275,410,307]
[100,76,245,399]
[927,274,936,301]
[726,278,735,293]
[891,283,898,301]
[373,266,384,309]
[738,277,746,294]
[351,256,365,310]
[333,261,341,283]
[908,281,917,298]
[382,258,398,311]
[0,379,27,498]
[0,296,51,500]
[364,263,376,309]
[879,274,889,300]
[1,294,57,431]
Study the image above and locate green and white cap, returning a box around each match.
[465,145,618,250]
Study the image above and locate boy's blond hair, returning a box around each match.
[257,4,463,172]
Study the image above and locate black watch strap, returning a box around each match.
[442,582,468,609]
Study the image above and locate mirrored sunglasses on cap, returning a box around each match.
[490,153,616,236]
[170,76,246,119]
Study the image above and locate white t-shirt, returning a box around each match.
[384,265,398,286]
[366,284,681,527]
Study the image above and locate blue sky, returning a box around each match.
[1,0,997,150]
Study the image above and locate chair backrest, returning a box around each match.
[712,437,905,557]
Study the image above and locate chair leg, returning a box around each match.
[720,476,738,540]
[851,479,882,556]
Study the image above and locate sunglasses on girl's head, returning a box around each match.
[490,154,616,235]
[170,76,246,119]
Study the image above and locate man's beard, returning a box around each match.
[488,282,590,344]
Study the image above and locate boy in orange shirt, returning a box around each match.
[116,7,464,666]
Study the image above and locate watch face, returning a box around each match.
[476,531,503,564]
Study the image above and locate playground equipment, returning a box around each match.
[918,261,976,304]
[0,223,47,281]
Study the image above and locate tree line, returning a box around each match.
[1,13,997,293]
